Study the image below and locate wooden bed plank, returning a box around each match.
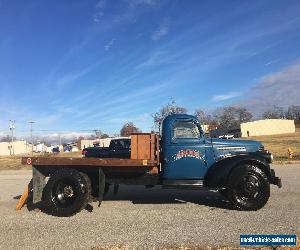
[21,157,157,167]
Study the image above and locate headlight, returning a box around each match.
[270,154,274,163]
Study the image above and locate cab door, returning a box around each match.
[162,118,208,180]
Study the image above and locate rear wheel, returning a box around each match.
[43,169,91,217]
[227,164,270,210]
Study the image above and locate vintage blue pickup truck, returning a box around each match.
[20,114,281,217]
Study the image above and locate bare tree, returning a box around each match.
[285,105,300,121]
[193,109,220,127]
[100,133,110,139]
[262,106,285,119]
[237,108,253,123]
[194,109,205,124]
[120,122,141,136]
[216,106,253,130]
[153,100,187,130]
[94,129,103,139]
[0,135,10,142]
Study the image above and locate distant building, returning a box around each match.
[34,143,47,153]
[0,140,32,156]
[240,119,295,137]
[80,138,112,149]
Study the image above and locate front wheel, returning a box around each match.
[226,164,270,210]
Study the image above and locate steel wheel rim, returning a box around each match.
[51,178,77,208]
[234,171,263,202]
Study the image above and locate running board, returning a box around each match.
[162,179,204,189]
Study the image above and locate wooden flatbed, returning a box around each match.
[17,133,160,211]
[21,132,159,169]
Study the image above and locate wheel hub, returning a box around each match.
[55,183,74,203]
[240,174,260,198]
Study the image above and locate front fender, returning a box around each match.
[204,153,281,188]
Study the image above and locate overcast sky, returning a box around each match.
[1,0,300,137]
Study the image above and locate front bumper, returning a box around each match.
[269,169,282,188]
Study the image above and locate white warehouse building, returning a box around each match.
[240,119,295,137]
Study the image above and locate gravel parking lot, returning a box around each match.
[0,165,299,249]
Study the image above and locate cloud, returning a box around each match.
[104,38,115,51]
[237,60,300,115]
[135,51,170,68]
[128,0,157,7]
[55,65,95,87]
[264,59,280,66]
[30,131,93,144]
[152,18,170,41]
[108,113,150,124]
[47,132,91,140]
[96,0,107,9]
[212,92,241,101]
[93,0,107,22]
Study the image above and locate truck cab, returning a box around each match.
[161,114,272,181]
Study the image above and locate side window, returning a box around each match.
[173,121,200,139]
[110,140,118,148]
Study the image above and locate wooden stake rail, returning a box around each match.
[15,180,31,210]
[21,157,157,167]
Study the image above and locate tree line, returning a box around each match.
[152,101,253,131]
[2,103,299,142]
[118,102,300,136]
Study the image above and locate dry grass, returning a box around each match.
[0,156,26,170]
[245,131,300,161]
[0,151,82,170]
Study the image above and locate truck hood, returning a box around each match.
[210,138,263,156]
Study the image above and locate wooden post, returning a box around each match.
[15,179,32,210]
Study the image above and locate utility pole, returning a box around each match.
[58,133,62,146]
[29,121,35,155]
[9,120,16,155]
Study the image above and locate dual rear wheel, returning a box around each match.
[42,169,93,217]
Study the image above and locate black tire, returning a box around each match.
[42,169,92,217]
[218,189,229,199]
[26,179,36,210]
[226,164,270,211]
